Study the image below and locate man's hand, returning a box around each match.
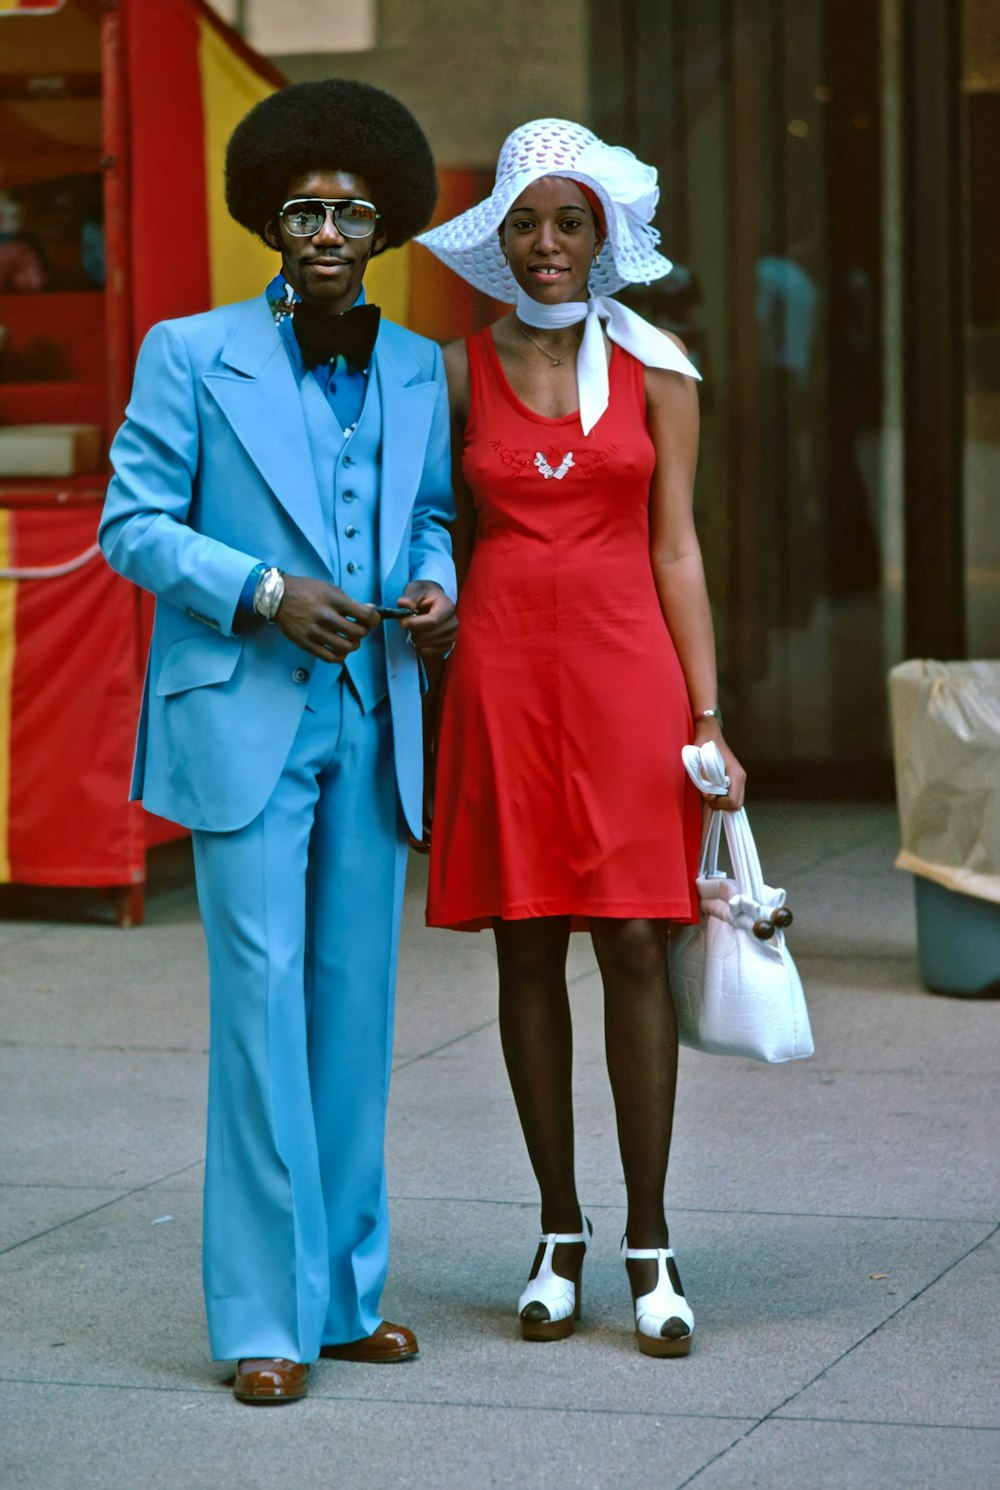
[398,580,457,658]
[274,576,379,662]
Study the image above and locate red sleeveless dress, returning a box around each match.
[427,327,701,931]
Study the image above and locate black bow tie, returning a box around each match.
[291,300,381,372]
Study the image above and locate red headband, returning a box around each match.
[578,184,607,237]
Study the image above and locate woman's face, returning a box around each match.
[499,176,603,305]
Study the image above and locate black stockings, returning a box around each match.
[591,919,678,1250]
[495,916,580,1236]
[494,915,679,1275]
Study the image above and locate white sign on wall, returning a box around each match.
[206,0,375,55]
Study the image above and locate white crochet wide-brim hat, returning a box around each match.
[416,118,673,302]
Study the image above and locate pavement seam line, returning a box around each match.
[382,1195,999,1226]
[772,1414,1000,1432]
[0,1041,207,1054]
[672,1220,1000,1488]
[391,1018,498,1073]
[1,1183,133,1192]
[388,967,617,1077]
[300,1395,748,1421]
[0,1377,759,1421]
[568,965,600,986]
[391,966,597,1075]
[0,1158,204,1258]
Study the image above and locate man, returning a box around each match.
[99,80,456,1405]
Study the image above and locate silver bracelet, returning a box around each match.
[693,707,724,728]
[252,566,285,622]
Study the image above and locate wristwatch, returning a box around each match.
[252,566,285,622]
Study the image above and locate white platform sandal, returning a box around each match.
[518,1219,592,1341]
[622,1239,695,1357]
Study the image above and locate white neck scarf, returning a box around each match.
[515,289,700,436]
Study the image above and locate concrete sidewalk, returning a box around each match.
[1,803,997,1489]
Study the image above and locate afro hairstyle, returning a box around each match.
[225,79,438,253]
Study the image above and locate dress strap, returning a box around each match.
[464,327,498,422]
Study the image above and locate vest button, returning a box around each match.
[342,490,356,502]
[345,525,358,538]
[343,454,354,467]
[292,667,310,683]
[346,561,359,574]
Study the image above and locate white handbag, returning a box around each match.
[668,743,814,1062]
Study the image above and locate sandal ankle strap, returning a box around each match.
[539,1217,592,1247]
[621,1240,674,1260]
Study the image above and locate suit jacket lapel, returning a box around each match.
[375,331,437,579]
[202,296,330,570]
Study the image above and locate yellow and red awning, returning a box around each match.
[0,2,67,14]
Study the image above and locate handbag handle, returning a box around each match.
[699,809,767,903]
[681,741,730,796]
[685,743,767,903]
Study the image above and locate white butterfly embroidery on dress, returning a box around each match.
[534,451,575,481]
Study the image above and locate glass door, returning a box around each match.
[963,0,1000,658]
[617,0,903,792]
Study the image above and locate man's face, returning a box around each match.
[265,168,386,314]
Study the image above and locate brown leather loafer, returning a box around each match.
[233,1357,309,1404]
[320,1321,418,1363]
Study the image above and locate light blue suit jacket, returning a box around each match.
[99,292,456,838]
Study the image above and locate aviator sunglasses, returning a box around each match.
[278,197,380,239]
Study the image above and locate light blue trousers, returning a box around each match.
[191,679,407,1362]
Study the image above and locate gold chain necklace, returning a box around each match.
[513,315,582,368]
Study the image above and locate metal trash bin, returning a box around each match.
[889,660,1000,998]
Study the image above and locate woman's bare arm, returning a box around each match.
[645,344,746,810]
[442,339,478,589]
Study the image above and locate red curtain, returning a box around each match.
[5,506,152,885]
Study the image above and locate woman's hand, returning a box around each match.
[693,719,747,811]
[398,580,458,657]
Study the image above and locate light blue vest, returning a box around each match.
[299,367,388,713]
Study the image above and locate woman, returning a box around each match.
[417,120,745,1357]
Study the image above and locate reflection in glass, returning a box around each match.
[963,4,1000,656]
[652,0,894,789]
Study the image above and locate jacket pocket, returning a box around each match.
[155,632,243,697]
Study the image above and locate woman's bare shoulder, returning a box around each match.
[443,317,515,392]
[643,328,698,404]
[656,327,691,357]
[441,338,471,396]
[442,337,468,371]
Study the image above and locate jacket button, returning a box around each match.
[343,454,354,467]
[342,490,356,502]
[292,666,310,683]
[346,561,358,574]
[345,525,358,538]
